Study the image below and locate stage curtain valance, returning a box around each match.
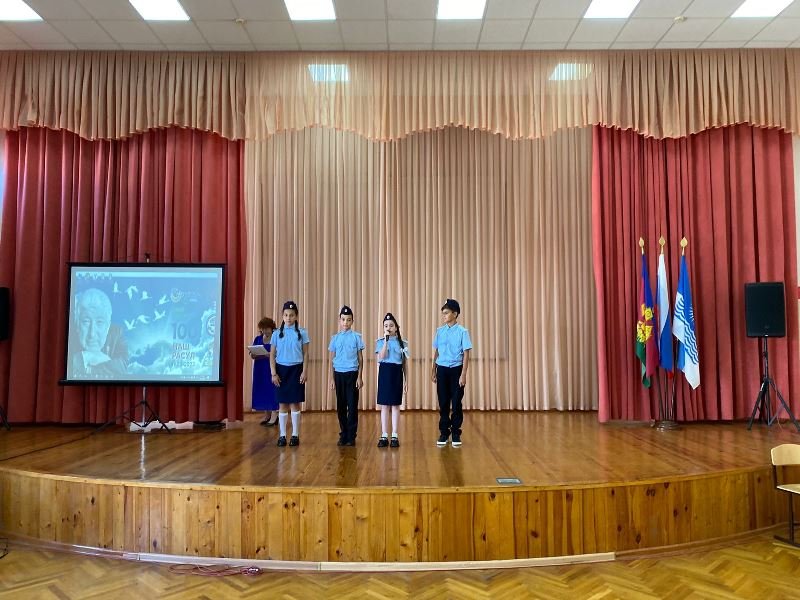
[0,49,798,142]
[0,52,246,141]
[245,49,800,141]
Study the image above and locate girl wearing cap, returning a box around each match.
[328,305,365,446]
[269,300,310,447]
[375,312,409,448]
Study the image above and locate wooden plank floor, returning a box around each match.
[0,532,798,599]
[0,412,795,489]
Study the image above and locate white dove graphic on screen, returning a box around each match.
[154,310,166,320]
[126,285,138,300]
[124,318,136,330]
[141,290,151,301]
[158,294,169,305]
[113,282,121,294]
[135,314,151,325]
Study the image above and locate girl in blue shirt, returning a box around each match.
[375,312,409,448]
[269,300,309,447]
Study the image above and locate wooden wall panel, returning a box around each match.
[0,468,790,563]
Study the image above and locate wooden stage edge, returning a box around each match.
[0,412,796,564]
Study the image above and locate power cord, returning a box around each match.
[168,564,262,577]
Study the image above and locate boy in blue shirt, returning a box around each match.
[432,298,472,447]
[328,305,365,446]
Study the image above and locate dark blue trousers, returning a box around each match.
[334,370,359,442]
[436,365,464,436]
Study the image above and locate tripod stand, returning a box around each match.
[94,386,171,434]
[747,337,800,432]
[0,404,9,430]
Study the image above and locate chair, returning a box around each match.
[771,444,800,547]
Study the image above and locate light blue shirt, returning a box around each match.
[375,336,410,365]
[270,325,310,366]
[433,323,472,367]
[328,329,365,372]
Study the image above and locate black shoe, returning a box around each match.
[437,433,449,447]
[377,437,389,448]
[390,437,399,448]
[337,437,346,446]
[344,439,355,446]
[451,432,462,447]
[277,436,287,447]
[289,436,299,447]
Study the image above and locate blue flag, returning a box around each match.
[673,255,699,388]
[656,253,673,372]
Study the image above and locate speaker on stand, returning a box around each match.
[744,282,799,431]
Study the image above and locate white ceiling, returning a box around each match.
[0,0,799,52]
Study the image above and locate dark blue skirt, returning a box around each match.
[377,362,403,406]
[276,363,305,404]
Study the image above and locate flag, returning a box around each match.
[636,253,658,387]
[673,255,700,389]
[656,253,673,373]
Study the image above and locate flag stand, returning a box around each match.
[747,336,800,432]
[655,371,679,431]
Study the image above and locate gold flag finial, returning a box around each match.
[680,237,688,256]
[639,237,645,255]
[659,236,666,254]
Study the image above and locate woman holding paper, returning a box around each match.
[250,317,278,425]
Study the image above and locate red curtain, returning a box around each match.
[0,127,245,424]
[592,124,799,422]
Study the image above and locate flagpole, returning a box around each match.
[670,238,691,427]
[656,236,679,431]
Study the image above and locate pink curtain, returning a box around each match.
[592,124,799,422]
[0,127,245,424]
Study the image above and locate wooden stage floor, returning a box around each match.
[0,412,797,564]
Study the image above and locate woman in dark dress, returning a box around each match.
[250,317,278,425]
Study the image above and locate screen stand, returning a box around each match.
[94,385,172,434]
[0,405,9,431]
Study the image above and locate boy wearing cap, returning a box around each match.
[328,305,365,446]
[432,298,473,447]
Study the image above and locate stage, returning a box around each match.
[0,412,794,565]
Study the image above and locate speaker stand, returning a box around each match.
[747,337,800,432]
[0,404,9,431]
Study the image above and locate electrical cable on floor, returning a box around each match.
[168,564,263,577]
[0,537,8,560]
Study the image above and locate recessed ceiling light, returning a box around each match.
[549,63,593,81]
[437,0,487,20]
[584,0,641,19]
[732,0,794,18]
[129,0,189,21]
[308,64,350,83]
[284,0,336,21]
[0,0,42,21]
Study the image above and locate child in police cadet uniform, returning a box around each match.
[432,298,472,447]
[328,305,365,446]
[375,312,409,448]
[269,300,309,447]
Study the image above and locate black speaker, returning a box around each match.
[0,287,8,341]
[745,282,786,338]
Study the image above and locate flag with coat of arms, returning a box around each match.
[636,251,658,387]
